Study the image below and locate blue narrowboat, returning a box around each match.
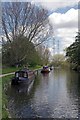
[11,68,35,85]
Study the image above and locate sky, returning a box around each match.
[30,0,79,55]
[1,0,80,55]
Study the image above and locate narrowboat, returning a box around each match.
[11,68,35,85]
[41,66,50,73]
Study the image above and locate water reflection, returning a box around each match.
[78,74,80,118]
[6,69,80,118]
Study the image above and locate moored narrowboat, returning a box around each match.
[11,68,35,85]
[41,66,50,73]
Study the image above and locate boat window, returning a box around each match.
[16,73,19,77]
[15,71,28,77]
[24,72,27,77]
[19,72,24,77]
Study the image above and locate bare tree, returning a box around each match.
[2,2,51,46]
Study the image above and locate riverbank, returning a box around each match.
[2,75,14,118]
[69,64,80,73]
[2,65,42,74]
[2,66,42,118]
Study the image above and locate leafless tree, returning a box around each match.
[2,2,52,46]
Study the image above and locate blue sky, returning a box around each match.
[48,4,78,15]
[55,5,78,13]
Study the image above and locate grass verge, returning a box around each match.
[2,74,14,118]
[2,67,22,74]
[2,65,42,74]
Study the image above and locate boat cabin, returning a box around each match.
[43,66,48,69]
[41,66,50,73]
[15,69,34,79]
[11,68,35,85]
[15,71,28,78]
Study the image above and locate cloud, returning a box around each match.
[49,8,78,29]
[48,8,78,54]
[31,0,79,11]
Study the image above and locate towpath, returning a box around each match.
[0,72,15,78]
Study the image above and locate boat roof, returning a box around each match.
[15,68,32,73]
[43,66,48,68]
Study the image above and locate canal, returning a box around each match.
[6,68,80,118]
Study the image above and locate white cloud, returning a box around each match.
[49,8,78,29]
[57,28,78,38]
[48,8,78,54]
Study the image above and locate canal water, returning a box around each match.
[6,68,80,118]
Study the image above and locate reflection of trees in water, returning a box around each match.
[78,74,80,95]
[7,76,39,101]
[6,75,41,110]
[53,68,79,96]
[53,68,66,81]
[66,70,79,117]
[41,73,49,86]
[78,74,80,118]
[66,70,79,99]
[54,68,66,75]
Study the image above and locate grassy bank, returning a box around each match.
[2,75,14,118]
[2,67,22,74]
[2,65,42,74]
